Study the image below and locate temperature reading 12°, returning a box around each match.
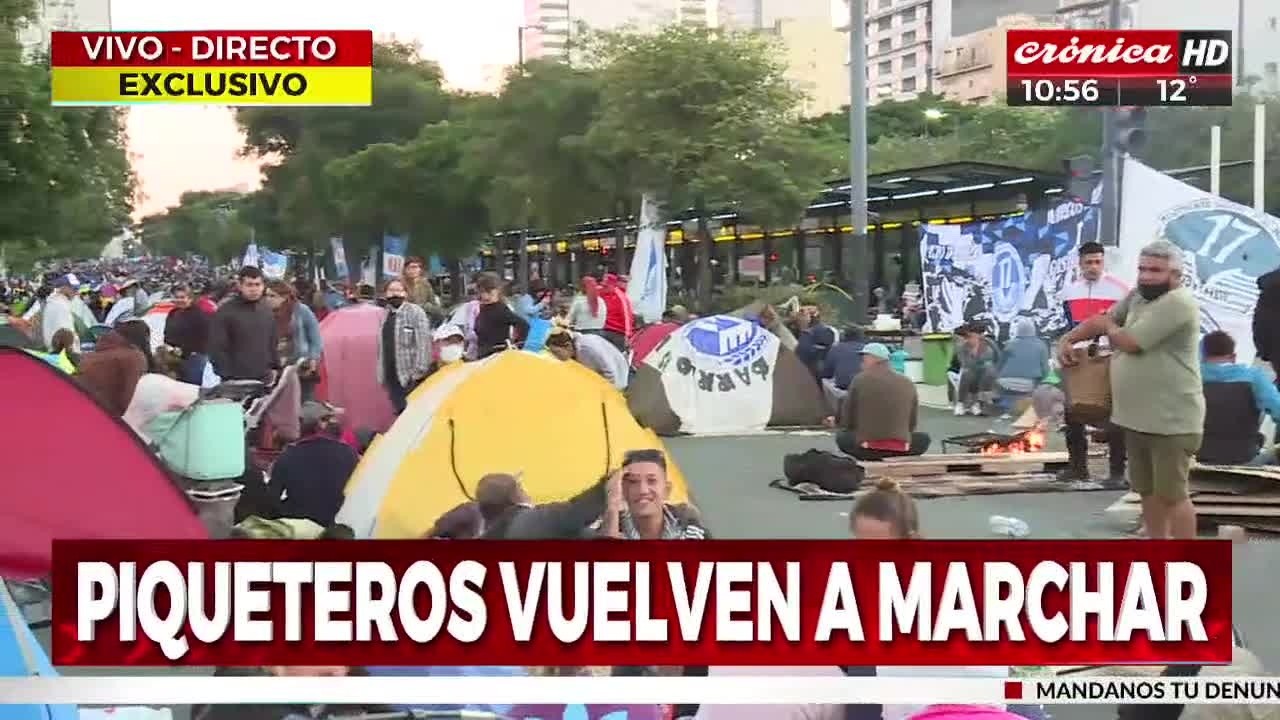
[1159,76,1195,103]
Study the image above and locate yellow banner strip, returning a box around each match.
[51,66,371,106]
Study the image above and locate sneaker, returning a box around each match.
[954,402,966,416]
[1056,464,1089,482]
[1102,472,1128,490]
[969,403,984,416]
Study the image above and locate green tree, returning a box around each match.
[586,26,831,311]
[325,114,492,290]
[464,59,635,284]
[135,190,253,263]
[234,42,454,254]
[1,0,135,269]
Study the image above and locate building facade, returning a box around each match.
[1056,0,1280,92]
[523,0,722,61]
[767,16,848,115]
[935,13,1056,104]
[18,0,111,56]
[833,0,945,103]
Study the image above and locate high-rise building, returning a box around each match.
[523,0,721,61]
[18,0,111,56]
[935,13,1057,104]
[766,16,848,115]
[1056,0,1280,93]
[834,0,946,104]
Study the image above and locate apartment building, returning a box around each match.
[766,16,848,115]
[523,0,720,60]
[18,0,111,56]
[935,13,1056,104]
[1057,0,1280,92]
[832,0,950,103]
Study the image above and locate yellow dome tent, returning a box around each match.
[336,351,690,538]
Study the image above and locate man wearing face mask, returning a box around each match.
[377,279,433,413]
[1058,240,1204,539]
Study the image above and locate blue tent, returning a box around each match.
[0,583,78,720]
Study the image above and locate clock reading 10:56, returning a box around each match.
[1006,78,1118,107]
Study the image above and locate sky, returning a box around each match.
[110,0,523,218]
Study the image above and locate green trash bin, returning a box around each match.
[922,333,954,386]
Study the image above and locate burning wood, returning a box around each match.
[979,427,1047,455]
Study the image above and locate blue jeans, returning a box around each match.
[180,353,207,385]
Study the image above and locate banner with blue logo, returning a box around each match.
[628,193,668,324]
[330,236,349,281]
[1119,157,1280,364]
[259,248,289,280]
[382,233,408,278]
[647,314,780,434]
[919,194,1100,340]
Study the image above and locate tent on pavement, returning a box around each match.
[0,583,77,719]
[626,314,827,435]
[0,347,207,580]
[317,302,395,434]
[337,351,690,539]
[629,321,680,369]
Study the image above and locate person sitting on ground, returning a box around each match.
[476,469,618,540]
[473,272,528,358]
[600,449,708,540]
[545,326,630,390]
[794,306,837,380]
[819,325,866,410]
[996,317,1049,399]
[1199,330,1280,465]
[265,401,360,527]
[827,342,931,461]
[954,323,998,416]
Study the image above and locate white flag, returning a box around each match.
[628,193,668,323]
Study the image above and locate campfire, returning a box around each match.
[979,427,1047,455]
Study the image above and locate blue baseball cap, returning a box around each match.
[861,342,891,360]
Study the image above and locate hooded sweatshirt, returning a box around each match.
[76,331,148,416]
[997,318,1049,385]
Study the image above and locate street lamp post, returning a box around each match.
[846,0,869,322]
[514,24,544,289]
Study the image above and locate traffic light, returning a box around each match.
[1064,155,1096,202]
[1114,107,1147,153]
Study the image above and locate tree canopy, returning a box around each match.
[2,0,136,269]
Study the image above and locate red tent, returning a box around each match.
[0,348,206,579]
[628,321,680,369]
[317,303,396,434]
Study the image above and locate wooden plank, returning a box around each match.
[864,458,1072,478]
[1191,504,1280,518]
[1191,492,1280,505]
[876,451,1071,464]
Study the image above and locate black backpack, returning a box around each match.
[784,449,866,494]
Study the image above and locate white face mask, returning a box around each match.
[438,344,464,363]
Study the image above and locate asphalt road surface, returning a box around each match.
[33,408,1275,720]
[667,408,1279,720]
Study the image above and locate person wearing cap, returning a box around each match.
[428,324,467,375]
[40,274,80,350]
[826,342,931,461]
[265,401,360,527]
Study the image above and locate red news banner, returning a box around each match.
[52,540,1233,667]
[49,30,373,106]
[1005,28,1233,107]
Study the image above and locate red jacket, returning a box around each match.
[601,286,634,338]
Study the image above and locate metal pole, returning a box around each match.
[1210,125,1222,196]
[1099,0,1121,247]
[517,26,525,69]
[1255,102,1267,212]
[1237,0,1246,86]
[517,27,530,289]
[847,0,869,321]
